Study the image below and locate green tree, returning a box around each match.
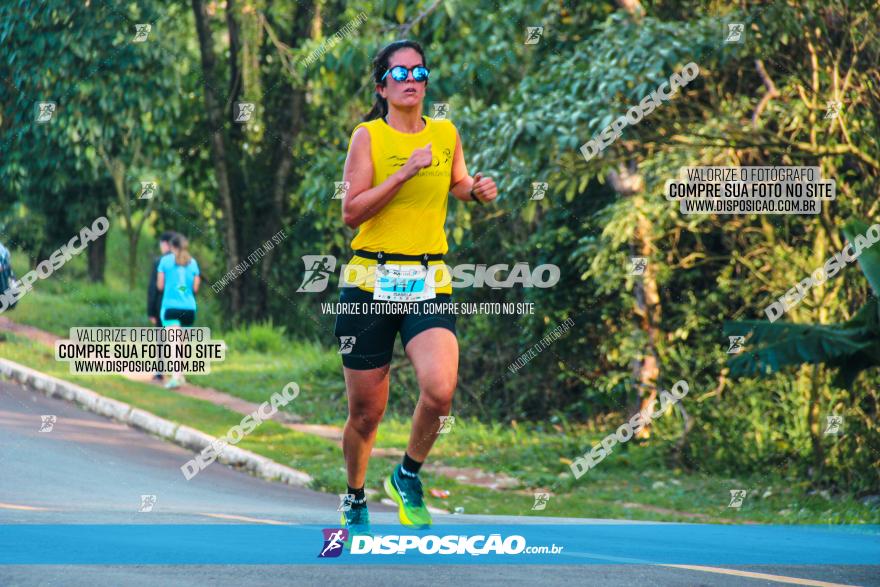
[0,0,192,285]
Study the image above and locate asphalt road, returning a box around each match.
[0,379,877,586]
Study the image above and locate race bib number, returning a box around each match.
[373,264,436,302]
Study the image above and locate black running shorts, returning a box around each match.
[333,286,457,370]
[162,308,196,327]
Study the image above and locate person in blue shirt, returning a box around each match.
[156,233,201,389]
[0,241,19,313]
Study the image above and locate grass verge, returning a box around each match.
[2,332,877,524]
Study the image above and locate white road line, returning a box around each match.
[562,550,861,586]
[661,564,860,586]
[197,512,291,525]
[0,502,50,511]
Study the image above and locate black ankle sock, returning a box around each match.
[400,452,423,476]
[347,485,367,508]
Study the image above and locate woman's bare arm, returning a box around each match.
[449,129,473,201]
[449,128,498,202]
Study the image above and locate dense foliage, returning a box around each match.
[2,0,878,493]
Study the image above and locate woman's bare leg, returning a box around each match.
[403,328,459,461]
[342,364,391,488]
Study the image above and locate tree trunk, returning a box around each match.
[609,163,661,439]
[87,231,106,282]
[610,0,660,438]
[256,1,312,317]
[192,0,242,316]
[107,160,138,288]
[632,206,662,438]
[808,364,825,478]
[128,232,139,288]
[83,180,113,282]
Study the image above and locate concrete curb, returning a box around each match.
[0,358,313,487]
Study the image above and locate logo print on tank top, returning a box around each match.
[386,155,408,168]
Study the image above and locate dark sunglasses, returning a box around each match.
[381,65,430,82]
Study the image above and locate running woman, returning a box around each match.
[335,40,497,537]
[156,233,201,389]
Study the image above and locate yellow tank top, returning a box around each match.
[344,115,456,294]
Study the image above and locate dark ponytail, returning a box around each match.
[362,39,427,122]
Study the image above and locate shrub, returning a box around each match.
[224,320,288,354]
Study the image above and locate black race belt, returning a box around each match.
[353,249,444,267]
